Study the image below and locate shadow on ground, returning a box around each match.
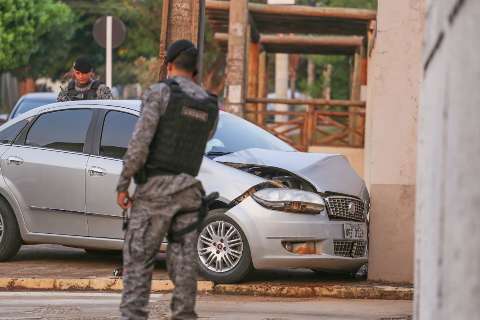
[1,244,363,286]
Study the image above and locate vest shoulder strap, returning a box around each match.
[90,80,102,90]
[161,78,180,88]
[67,80,76,91]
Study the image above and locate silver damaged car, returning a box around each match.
[0,100,369,283]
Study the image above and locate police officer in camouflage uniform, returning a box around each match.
[116,40,219,320]
[57,56,113,102]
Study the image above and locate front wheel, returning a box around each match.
[0,198,22,261]
[196,209,252,283]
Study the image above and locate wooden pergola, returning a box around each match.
[205,0,376,149]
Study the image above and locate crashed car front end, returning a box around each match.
[200,149,369,274]
[228,194,368,271]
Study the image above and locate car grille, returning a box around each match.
[324,196,366,222]
[333,240,367,258]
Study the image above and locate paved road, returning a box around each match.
[0,244,366,286]
[0,291,412,320]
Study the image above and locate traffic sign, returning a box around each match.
[93,16,126,49]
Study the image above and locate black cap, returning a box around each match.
[165,40,198,63]
[73,57,93,73]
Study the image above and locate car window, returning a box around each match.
[12,97,56,119]
[100,111,137,159]
[25,109,93,153]
[0,120,28,144]
[206,113,295,155]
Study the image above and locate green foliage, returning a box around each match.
[61,0,162,85]
[0,0,75,74]
[298,0,377,9]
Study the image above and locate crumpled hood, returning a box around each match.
[215,148,367,199]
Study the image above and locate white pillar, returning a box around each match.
[106,16,112,88]
[416,0,480,319]
[364,0,425,283]
[268,0,294,123]
[274,53,289,122]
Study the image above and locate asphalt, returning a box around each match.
[0,291,413,320]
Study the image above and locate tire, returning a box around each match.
[0,198,22,261]
[196,209,252,284]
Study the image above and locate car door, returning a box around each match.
[1,109,93,236]
[86,110,137,239]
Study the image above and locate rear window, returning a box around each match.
[25,109,92,153]
[12,97,56,118]
[0,120,28,144]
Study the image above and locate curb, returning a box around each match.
[0,278,412,300]
[213,284,413,300]
[0,278,214,293]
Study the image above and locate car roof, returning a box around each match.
[11,99,231,125]
[19,99,142,118]
[49,99,141,111]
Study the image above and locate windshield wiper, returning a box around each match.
[205,151,232,158]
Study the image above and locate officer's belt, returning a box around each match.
[134,167,180,185]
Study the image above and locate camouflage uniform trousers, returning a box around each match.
[120,183,204,320]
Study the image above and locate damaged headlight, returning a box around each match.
[252,188,325,214]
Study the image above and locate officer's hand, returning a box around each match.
[117,191,133,210]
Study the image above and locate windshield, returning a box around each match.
[206,112,295,155]
[12,97,57,119]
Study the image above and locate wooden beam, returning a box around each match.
[261,34,363,47]
[215,33,363,48]
[257,51,268,125]
[206,0,376,21]
[348,46,365,146]
[246,97,366,107]
[246,41,260,122]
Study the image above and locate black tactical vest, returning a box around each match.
[66,80,101,100]
[143,79,219,178]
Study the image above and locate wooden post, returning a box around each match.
[322,64,332,100]
[224,0,249,117]
[257,50,268,125]
[307,57,315,89]
[348,46,363,146]
[158,0,204,81]
[247,41,260,122]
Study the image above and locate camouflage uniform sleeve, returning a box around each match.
[116,83,171,192]
[56,88,71,102]
[97,84,113,99]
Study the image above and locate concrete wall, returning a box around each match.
[364,0,425,283]
[309,146,364,178]
[415,0,480,319]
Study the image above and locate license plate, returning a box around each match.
[343,223,365,240]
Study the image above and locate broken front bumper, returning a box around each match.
[226,197,368,272]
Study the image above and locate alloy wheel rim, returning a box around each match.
[0,213,4,243]
[197,220,244,273]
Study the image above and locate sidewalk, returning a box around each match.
[0,245,413,300]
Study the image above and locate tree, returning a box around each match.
[0,0,75,74]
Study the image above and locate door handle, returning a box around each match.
[7,156,24,166]
[88,166,106,176]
